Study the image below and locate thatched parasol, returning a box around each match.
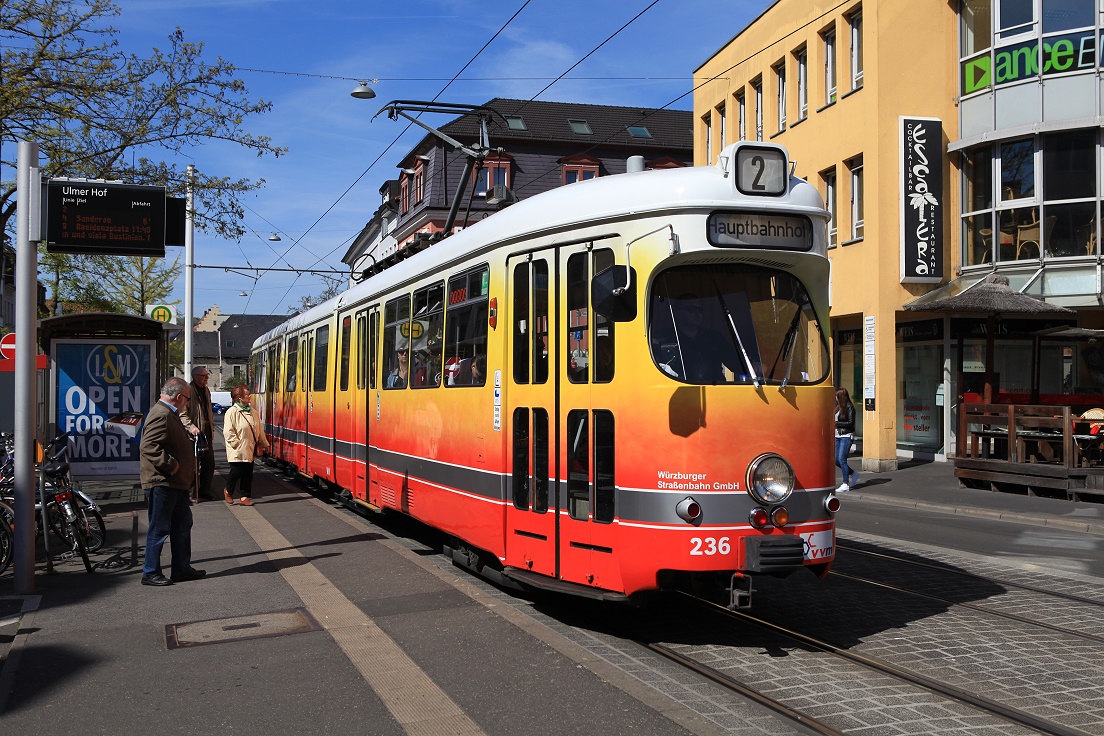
[905,274,1074,402]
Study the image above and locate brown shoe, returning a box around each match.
[224,490,234,505]
[238,497,254,507]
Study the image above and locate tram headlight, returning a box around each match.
[746,454,795,505]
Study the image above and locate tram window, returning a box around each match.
[273,344,281,396]
[567,253,588,384]
[593,249,615,383]
[412,282,444,388]
[594,410,614,523]
[286,337,299,392]
[512,407,530,510]
[533,408,549,513]
[512,262,529,384]
[445,266,489,387]
[567,409,590,520]
[356,314,366,390]
[314,326,330,391]
[369,310,380,390]
[304,335,313,392]
[383,296,410,389]
[533,261,549,384]
[339,317,352,392]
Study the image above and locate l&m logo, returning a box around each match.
[86,344,142,386]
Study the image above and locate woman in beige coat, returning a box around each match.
[222,384,270,506]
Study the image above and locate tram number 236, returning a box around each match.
[690,537,731,556]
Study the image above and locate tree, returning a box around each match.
[288,276,342,314]
[1,0,286,306]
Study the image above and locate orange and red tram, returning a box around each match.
[252,141,838,608]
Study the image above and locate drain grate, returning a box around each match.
[165,607,322,650]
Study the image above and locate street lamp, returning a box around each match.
[350,81,377,99]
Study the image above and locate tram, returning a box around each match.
[251,141,838,608]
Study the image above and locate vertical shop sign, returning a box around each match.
[900,117,943,284]
[863,315,876,411]
[54,339,154,475]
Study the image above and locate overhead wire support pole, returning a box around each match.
[14,140,39,593]
[184,164,195,378]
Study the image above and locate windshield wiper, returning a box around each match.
[713,281,760,389]
[770,305,804,391]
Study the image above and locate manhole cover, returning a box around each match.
[165,608,322,650]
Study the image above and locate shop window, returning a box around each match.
[998,0,1035,40]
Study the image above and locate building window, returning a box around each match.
[736,91,746,141]
[717,103,726,150]
[400,175,410,214]
[997,0,1034,40]
[848,156,864,241]
[752,77,763,141]
[474,156,511,197]
[702,112,712,164]
[774,60,787,131]
[568,119,592,135]
[795,46,808,120]
[849,9,863,90]
[627,125,651,138]
[413,161,424,205]
[822,168,837,247]
[505,115,527,130]
[823,26,837,104]
[561,152,600,184]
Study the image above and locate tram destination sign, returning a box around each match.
[45,179,167,257]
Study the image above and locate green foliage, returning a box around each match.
[37,247,182,315]
[2,0,287,309]
[222,373,248,392]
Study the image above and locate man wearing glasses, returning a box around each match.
[138,377,205,586]
[180,366,216,501]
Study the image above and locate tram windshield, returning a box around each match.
[649,265,829,386]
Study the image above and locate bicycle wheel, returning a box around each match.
[71,501,106,553]
[0,510,12,576]
[68,518,93,573]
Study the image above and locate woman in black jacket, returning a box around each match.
[834,387,859,492]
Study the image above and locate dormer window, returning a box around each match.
[627,125,651,139]
[473,153,512,196]
[569,119,592,135]
[560,152,600,184]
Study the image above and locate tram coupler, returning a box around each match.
[727,573,754,610]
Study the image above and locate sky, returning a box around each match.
[110,0,774,318]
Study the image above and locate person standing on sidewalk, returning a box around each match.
[834,387,859,493]
[139,377,206,586]
[180,366,217,501]
[223,384,269,507]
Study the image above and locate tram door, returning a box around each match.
[307,324,334,483]
[295,330,312,473]
[335,312,357,495]
[506,243,620,590]
[356,307,378,502]
[505,251,557,577]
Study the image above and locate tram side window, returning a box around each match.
[356,314,367,390]
[286,337,299,392]
[533,408,549,513]
[566,253,588,384]
[512,262,530,384]
[533,261,549,384]
[594,410,614,523]
[314,326,329,391]
[370,310,380,390]
[593,249,615,383]
[383,296,410,389]
[445,266,489,387]
[512,408,529,510]
[412,282,444,388]
[567,409,589,520]
[273,344,281,396]
[303,334,312,392]
[339,317,352,392]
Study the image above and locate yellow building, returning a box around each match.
[695,0,1104,472]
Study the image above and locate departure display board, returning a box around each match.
[46,180,167,256]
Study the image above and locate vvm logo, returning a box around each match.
[962,31,1097,95]
[86,344,142,387]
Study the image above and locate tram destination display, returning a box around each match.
[45,179,167,256]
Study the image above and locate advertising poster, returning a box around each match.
[54,339,154,476]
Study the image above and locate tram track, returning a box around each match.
[650,593,1095,736]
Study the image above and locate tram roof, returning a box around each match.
[254,143,827,349]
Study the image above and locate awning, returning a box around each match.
[904,263,1103,311]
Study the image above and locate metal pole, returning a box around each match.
[14,140,39,594]
[184,164,195,378]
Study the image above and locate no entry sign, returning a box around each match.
[0,333,16,360]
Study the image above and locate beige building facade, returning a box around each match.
[695,0,1104,471]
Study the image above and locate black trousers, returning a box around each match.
[197,446,215,499]
[225,461,255,499]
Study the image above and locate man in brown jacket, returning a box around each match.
[180,366,216,501]
[139,377,205,587]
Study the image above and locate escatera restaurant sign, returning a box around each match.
[900,117,943,284]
